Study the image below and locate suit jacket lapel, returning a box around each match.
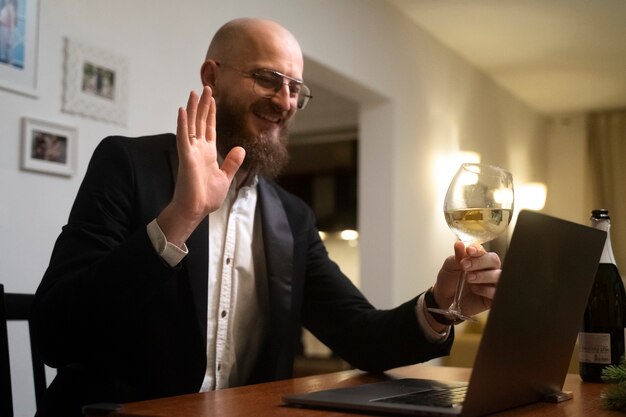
[258,178,293,358]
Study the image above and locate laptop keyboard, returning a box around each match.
[373,386,468,408]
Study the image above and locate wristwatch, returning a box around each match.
[424,286,464,325]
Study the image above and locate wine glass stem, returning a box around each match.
[449,270,468,315]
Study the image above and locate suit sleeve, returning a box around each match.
[31,137,177,368]
[299,209,453,372]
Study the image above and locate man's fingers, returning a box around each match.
[469,283,497,301]
[466,243,486,257]
[220,146,246,180]
[463,252,502,273]
[177,107,189,149]
[196,86,212,140]
[453,241,465,261]
[466,268,500,285]
[186,91,199,141]
[206,97,217,143]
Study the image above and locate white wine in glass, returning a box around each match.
[429,163,514,322]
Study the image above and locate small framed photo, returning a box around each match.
[62,38,129,126]
[0,0,40,97]
[21,117,77,177]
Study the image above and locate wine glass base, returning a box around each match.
[427,307,478,323]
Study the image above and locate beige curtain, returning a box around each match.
[587,109,626,270]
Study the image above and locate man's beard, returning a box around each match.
[215,97,290,178]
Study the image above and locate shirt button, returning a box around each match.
[226,257,231,265]
[217,363,221,371]
[221,310,227,318]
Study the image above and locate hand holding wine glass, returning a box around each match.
[428,163,514,322]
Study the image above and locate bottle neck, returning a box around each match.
[592,218,618,266]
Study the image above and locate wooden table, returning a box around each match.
[90,365,620,417]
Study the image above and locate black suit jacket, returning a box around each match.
[31,134,453,416]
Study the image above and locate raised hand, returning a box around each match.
[157,87,245,247]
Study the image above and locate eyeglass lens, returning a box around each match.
[252,70,311,109]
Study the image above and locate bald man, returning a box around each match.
[32,18,500,416]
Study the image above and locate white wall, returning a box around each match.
[1,0,549,414]
[544,115,589,224]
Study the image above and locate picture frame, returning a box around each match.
[21,117,78,177]
[62,38,129,126]
[0,0,40,97]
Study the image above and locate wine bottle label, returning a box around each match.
[579,332,611,364]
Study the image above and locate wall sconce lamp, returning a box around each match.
[319,229,360,242]
[516,182,547,211]
[340,230,359,241]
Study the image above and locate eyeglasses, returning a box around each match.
[216,62,313,110]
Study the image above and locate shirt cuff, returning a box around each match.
[416,293,450,343]
[146,218,188,267]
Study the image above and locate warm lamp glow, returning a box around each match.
[494,188,515,206]
[340,230,359,241]
[516,182,547,211]
[435,152,481,184]
[435,151,481,201]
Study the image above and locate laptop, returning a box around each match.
[283,210,607,416]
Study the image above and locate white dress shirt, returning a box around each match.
[146,177,448,392]
[201,175,268,390]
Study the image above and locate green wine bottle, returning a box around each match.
[579,209,626,382]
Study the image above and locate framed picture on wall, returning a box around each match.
[0,0,40,97]
[62,38,129,126]
[21,117,78,177]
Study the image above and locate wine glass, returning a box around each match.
[428,163,514,322]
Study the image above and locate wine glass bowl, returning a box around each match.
[429,163,514,322]
[444,207,513,246]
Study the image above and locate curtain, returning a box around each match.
[587,109,626,270]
